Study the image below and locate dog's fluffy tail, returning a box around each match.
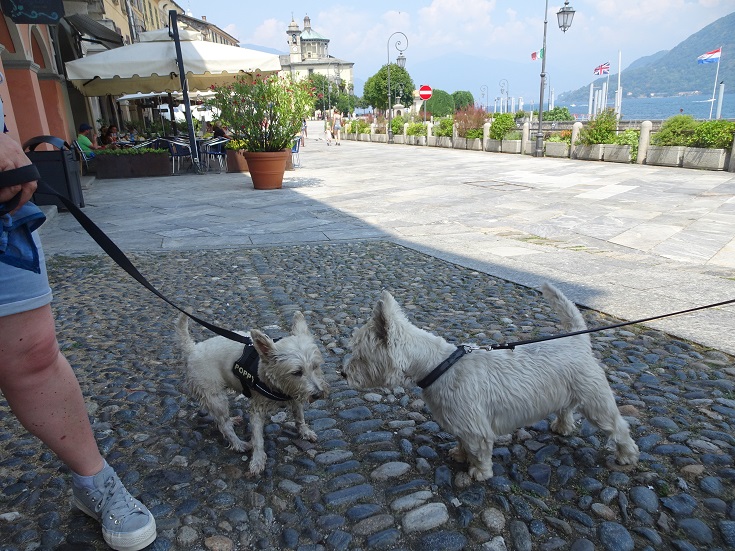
[176,311,196,358]
[541,283,587,333]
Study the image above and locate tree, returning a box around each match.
[425,89,454,117]
[362,64,415,111]
[307,73,339,113]
[543,106,573,121]
[452,91,474,110]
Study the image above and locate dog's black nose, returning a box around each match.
[311,391,325,401]
[337,370,347,379]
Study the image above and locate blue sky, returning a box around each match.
[182,0,732,103]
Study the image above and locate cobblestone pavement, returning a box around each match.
[2,242,734,550]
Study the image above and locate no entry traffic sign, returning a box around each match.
[419,85,432,101]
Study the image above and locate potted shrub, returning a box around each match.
[432,118,454,148]
[604,129,639,163]
[488,113,514,153]
[208,73,313,189]
[225,139,249,173]
[455,106,487,151]
[545,130,572,158]
[646,114,697,167]
[682,120,734,170]
[573,109,616,160]
[94,147,170,179]
[406,122,427,146]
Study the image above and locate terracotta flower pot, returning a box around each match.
[242,150,290,190]
[226,149,249,173]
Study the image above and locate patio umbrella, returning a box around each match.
[65,14,281,171]
[65,27,281,96]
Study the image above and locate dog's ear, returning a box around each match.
[372,291,396,344]
[251,329,275,360]
[291,311,310,336]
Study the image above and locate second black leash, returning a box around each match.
[32,181,735,350]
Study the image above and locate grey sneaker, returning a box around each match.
[72,464,157,551]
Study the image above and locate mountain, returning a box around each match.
[626,50,668,71]
[559,11,735,102]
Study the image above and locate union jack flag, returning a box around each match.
[594,61,610,75]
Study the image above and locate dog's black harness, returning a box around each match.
[232,338,291,401]
[417,346,470,389]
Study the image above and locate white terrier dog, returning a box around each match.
[343,283,639,481]
[176,311,328,475]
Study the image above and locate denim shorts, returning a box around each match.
[0,231,53,317]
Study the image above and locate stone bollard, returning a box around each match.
[483,122,491,150]
[571,122,583,156]
[427,122,434,137]
[729,132,735,172]
[638,121,652,165]
[522,122,530,155]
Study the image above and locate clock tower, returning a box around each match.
[287,17,302,63]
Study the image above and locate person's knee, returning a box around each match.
[0,310,61,384]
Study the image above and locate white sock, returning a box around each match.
[72,459,108,490]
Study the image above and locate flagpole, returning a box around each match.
[709,46,722,119]
[616,50,622,118]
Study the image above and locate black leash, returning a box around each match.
[491,297,735,350]
[32,180,251,345]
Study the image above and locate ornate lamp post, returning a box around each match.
[534,0,575,157]
[480,84,488,111]
[387,31,408,144]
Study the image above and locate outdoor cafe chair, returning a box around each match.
[72,140,93,175]
[291,136,301,168]
[201,137,229,172]
[164,138,193,174]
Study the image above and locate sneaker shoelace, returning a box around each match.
[91,475,146,527]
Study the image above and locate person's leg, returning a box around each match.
[0,304,103,476]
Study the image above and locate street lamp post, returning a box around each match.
[387,31,408,144]
[480,84,488,111]
[534,0,575,157]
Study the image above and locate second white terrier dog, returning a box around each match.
[176,311,328,475]
[343,283,639,481]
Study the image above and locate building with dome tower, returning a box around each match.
[279,15,354,99]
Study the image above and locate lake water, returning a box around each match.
[558,93,735,121]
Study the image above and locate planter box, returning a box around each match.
[467,138,482,151]
[372,134,387,143]
[603,144,632,163]
[96,152,170,179]
[226,149,249,173]
[645,145,684,167]
[438,136,453,148]
[453,137,467,150]
[344,133,357,141]
[573,144,604,161]
[427,136,438,147]
[485,139,502,153]
[545,142,570,158]
[406,136,426,146]
[357,133,371,142]
[393,135,405,144]
[501,140,522,154]
[682,147,729,170]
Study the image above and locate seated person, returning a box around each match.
[212,121,231,139]
[77,123,100,157]
[101,125,120,148]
